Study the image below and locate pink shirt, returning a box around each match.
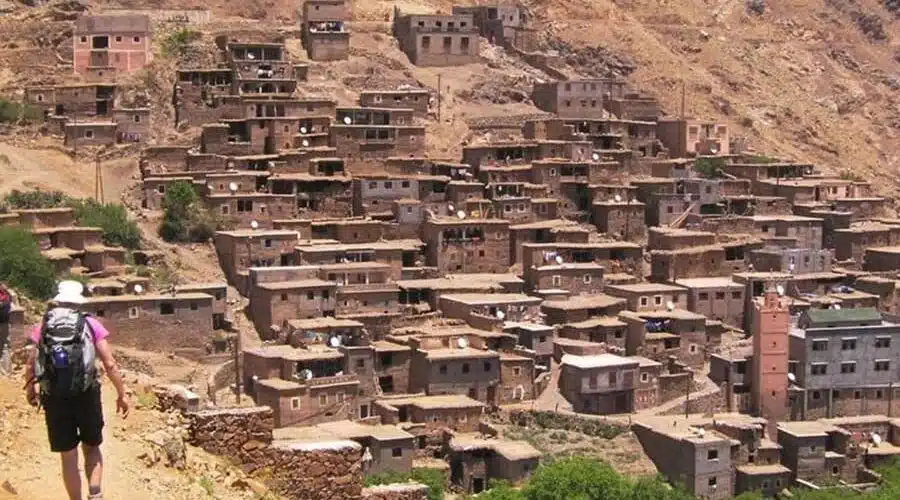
[29,316,110,345]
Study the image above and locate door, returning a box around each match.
[487,386,497,405]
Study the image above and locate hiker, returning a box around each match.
[23,280,129,500]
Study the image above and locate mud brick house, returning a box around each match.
[296,240,421,281]
[248,274,338,334]
[453,4,536,51]
[749,247,833,274]
[620,309,708,369]
[397,274,524,311]
[26,84,117,119]
[439,293,542,331]
[508,219,584,264]
[409,345,501,404]
[834,222,900,262]
[422,217,510,274]
[721,161,813,183]
[746,215,824,249]
[374,394,484,433]
[605,92,662,122]
[329,123,426,163]
[523,261,606,295]
[352,174,449,216]
[446,434,541,494]
[359,89,430,115]
[304,421,416,476]
[591,200,646,240]
[531,79,626,119]
[632,420,737,499]
[606,283,688,313]
[650,243,749,282]
[540,294,627,326]
[282,317,366,347]
[63,121,117,147]
[225,42,297,95]
[310,219,385,243]
[674,277,744,328]
[461,142,539,170]
[504,323,554,368]
[656,118,729,157]
[559,353,663,414]
[302,0,351,61]
[173,69,234,126]
[214,229,300,286]
[789,308,900,420]
[393,9,480,67]
[205,193,297,228]
[78,292,215,352]
[863,246,900,272]
[73,14,151,79]
[521,241,643,279]
[268,173,352,219]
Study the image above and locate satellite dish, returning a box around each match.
[496,310,506,320]
[683,194,692,203]
[228,182,238,193]
[134,284,144,294]
[775,285,785,296]
[614,194,622,202]
[300,126,308,134]
[833,304,842,310]
[299,369,313,380]
[247,52,256,60]
[329,336,342,348]
[591,152,600,161]
[873,433,883,446]
[696,429,706,437]
[789,263,795,273]
[301,139,310,147]
[250,220,259,230]
[457,210,466,219]
[447,204,455,212]
[457,337,468,349]
[788,372,797,384]
[343,116,352,125]
[666,301,675,311]
[555,255,564,265]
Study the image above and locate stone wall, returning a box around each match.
[265,440,363,500]
[506,409,629,438]
[362,484,429,500]
[187,406,275,467]
[660,385,727,416]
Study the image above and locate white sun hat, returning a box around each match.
[53,280,87,305]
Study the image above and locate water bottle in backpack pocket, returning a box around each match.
[35,308,98,398]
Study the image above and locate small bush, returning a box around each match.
[70,200,142,250]
[3,189,69,209]
[0,99,43,124]
[745,155,775,164]
[0,226,56,299]
[693,157,726,179]
[365,468,445,500]
[161,28,202,57]
[159,181,221,243]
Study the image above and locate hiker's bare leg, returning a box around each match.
[60,448,82,500]
[83,444,103,496]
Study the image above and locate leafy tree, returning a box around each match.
[159,180,216,243]
[70,200,141,250]
[523,457,631,500]
[0,226,56,299]
[692,157,726,179]
[2,189,69,209]
[161,28,202,57]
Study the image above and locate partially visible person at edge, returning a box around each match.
[23,280,129,500]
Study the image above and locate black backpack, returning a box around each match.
[34,308,98,398]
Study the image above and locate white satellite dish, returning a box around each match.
[447,204,455,212]
[496,310,506,320]
[247,52,256,60]
[788,372,796,384]
[302,369,313,380]
[300,126,308,134]
[301,139,310,147]
[873,433,883,446]
[696,428,706,437]
[666,301,675,311]
[789,263,795,273]
[343,116,352,125]
[250,220,259,230]
[134,284,144,294]
[457,337,468,349]
[591,152,600,161]
[833,304,842,310]
[614,194,622,202]
[683,194,692,203]
[775,285,785,296]
[554,255,564,265]
[329,336,342,348]
[457,210,466,219]
[228,182,238,193]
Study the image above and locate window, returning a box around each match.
[280,293,288,301]
[84,130,94,139]
[157,185,166,194]
[422,35,431,49]
[401,180,410,188]
[667,206,674,214]
[291,397,300,410]
[564,100,571,107]
[305,291,314,300]
[96,310,105,317]
[640,296,649,307]
[698,292,709,300]
[875,360,891,372]
[80,36,87,43]
[190,302,198,311]
[356,359,365,369]
[462,363,470,374]
[549,168,557,176]
[392,447,403,458]
[811,339,828,351]
[385,181,393,189]
[812,390,821,400]
[708,449,719,461]
[583,274,592,284]
[319,394,328,405]
[762,480,770,489]
[337,392,345,402]
[715,292,725,300]
[159,303,174,315]
[841,338,857,351]
[513,367,521,376]
[484,361,492,372]
[439,364,447,374]
[689,344,698,354]
[369,181,377,189]
[552,275,561,287]
[264,239,272,248]
[654,295,663,306]
[708,477,717,487]
[841,362,856,374]
[133,114,141,123]
[608,371,617,385]
[443,36,452,50]
[876,336,892,348]
[732,291,742,299]
[641,372,649,383]
[460,37,470,52]
[811,363,827,375]
[133,36,141,43]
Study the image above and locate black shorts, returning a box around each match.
[41,385,104,452]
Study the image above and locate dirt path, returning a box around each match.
[0,373,260,500]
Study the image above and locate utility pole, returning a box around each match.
[72,113,78,161]
[94,156,104,203]
[437,73,442,122]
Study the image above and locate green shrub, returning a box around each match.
[3,189,69,209]
[159,181,221,242]
[693,157,726,179]
[745,154,775,164]
[0,226,56,299]
[0,99,43,124]
[161,28,202,57]
[365,468,445,500]
[70,200,142,250]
